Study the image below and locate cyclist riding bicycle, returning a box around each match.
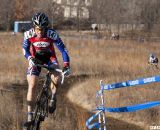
[22,12,70,129]
[148,53,158,66]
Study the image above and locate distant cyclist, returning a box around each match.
[110,33,119,40]
[148,53,158,66]
[22,12,70,129]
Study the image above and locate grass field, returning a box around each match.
[0,32,160,130]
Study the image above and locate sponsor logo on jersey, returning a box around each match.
[33,42,50,47]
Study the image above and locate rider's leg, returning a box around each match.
[25,66,40,122]
[23,74,39,129]
[48,73,61,113]
[50,73,61,96]
[23,67,41,130]
[48,63,61,96]
[27,75,39,121]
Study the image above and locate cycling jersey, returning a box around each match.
[22,28,70,67]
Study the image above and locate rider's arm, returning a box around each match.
[22,29,35,60]
[54,38,70,67]
[50,46,59,65]
[22,39,32,60]
[47,29,70,67]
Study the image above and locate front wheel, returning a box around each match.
[31,91,49,130]
[33,119,40,130]
[31,106,41,130]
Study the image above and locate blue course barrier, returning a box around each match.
[86,75,160,130]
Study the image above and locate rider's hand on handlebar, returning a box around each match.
[63,66,70,76]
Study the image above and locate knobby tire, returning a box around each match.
[31,86,49,130]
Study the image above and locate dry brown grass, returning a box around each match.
[0,33,27,87]
[0,32,160,129]
[66,38,160,129]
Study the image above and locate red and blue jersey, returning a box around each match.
[22,28,70,67]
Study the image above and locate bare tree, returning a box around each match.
[0,0,15,30]
[15,0,29,20]
[28,0,63,28]
[48,1,64,28]
[139,0,160,31]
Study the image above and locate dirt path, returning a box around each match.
[1,74,144,130]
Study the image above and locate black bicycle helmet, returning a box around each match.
[32,12,49,28]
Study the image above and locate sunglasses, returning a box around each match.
[35,26,45,31]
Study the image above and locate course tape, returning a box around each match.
[103,75,160,90]
[86,110,102,129]
[86,75,160,129]
[97,101,160,112]
[86,101,160,129]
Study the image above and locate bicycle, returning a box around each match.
[26,64,66,130]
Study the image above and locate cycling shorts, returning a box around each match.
[27,66,41,76]
[26,61,58,76]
